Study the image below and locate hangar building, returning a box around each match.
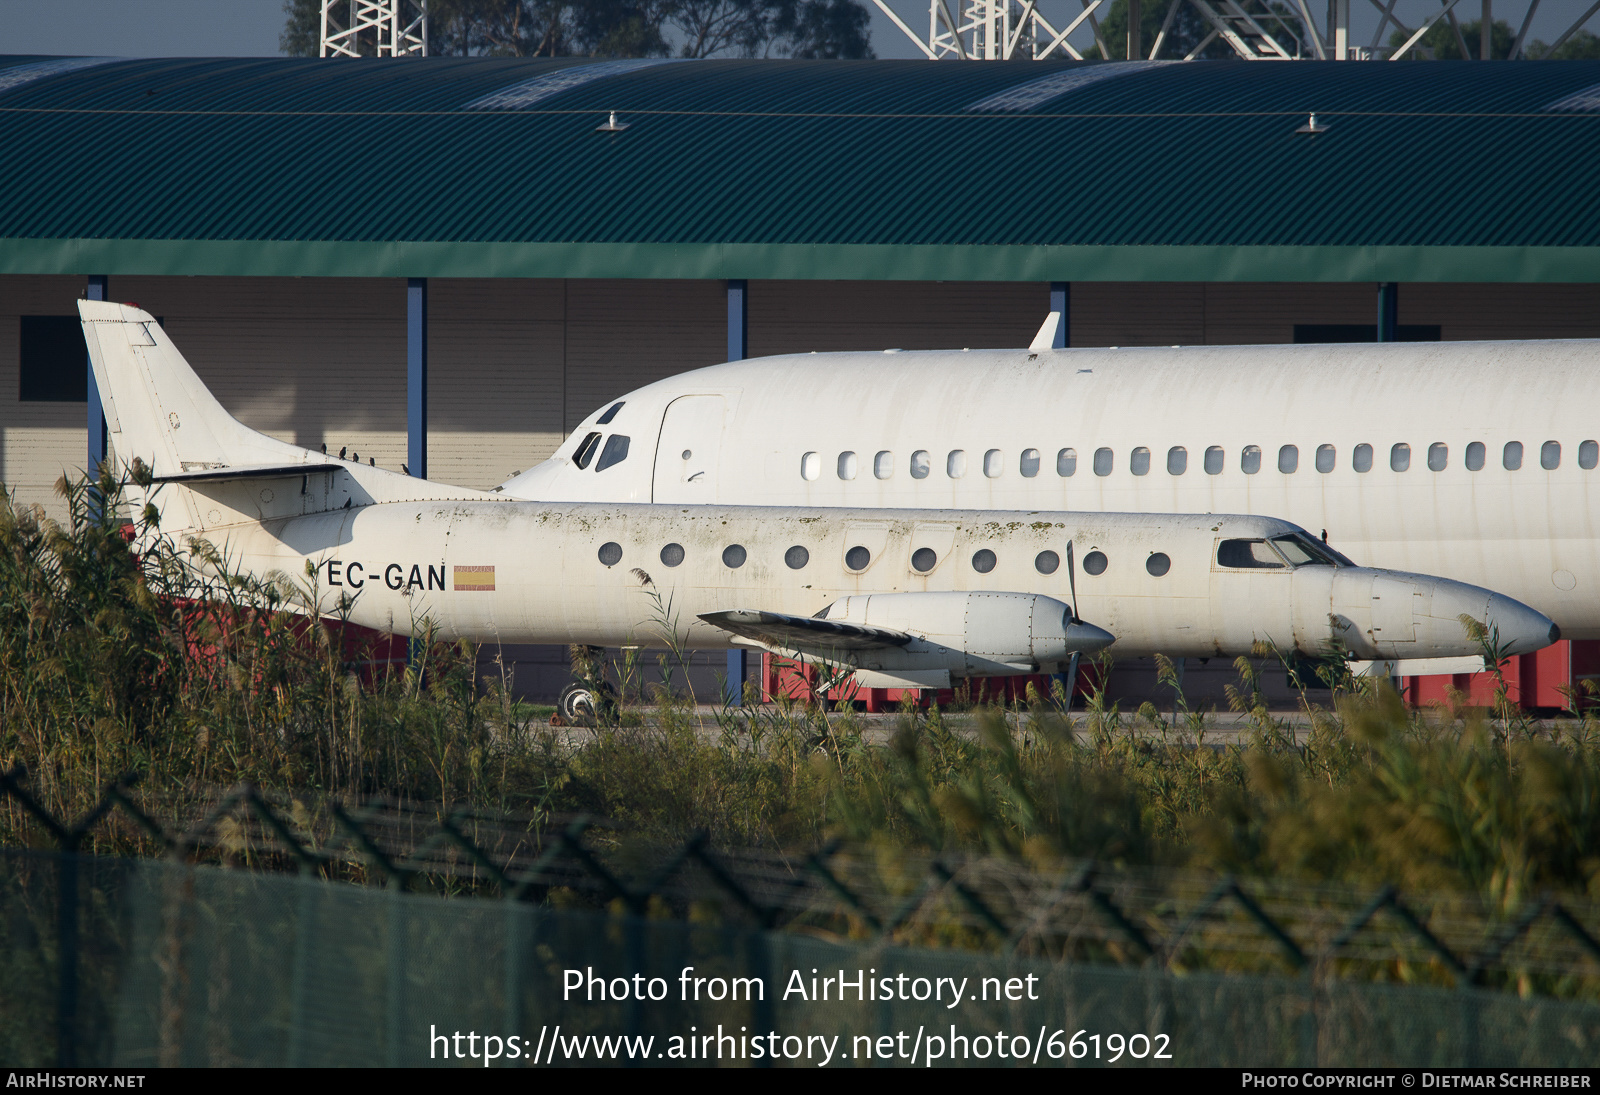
[3,54,1598,704]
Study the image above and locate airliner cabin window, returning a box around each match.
[1020,449,1040,477]
[1204,446,1224,475]
[1504,441,1523,470]
[1057,448,1077,476]
[947,450,967,478]
[1582,441,1599,470]
[983,449,1003,478]
[660,543,685,567]
[1391,444,1410,472]
[1353,444,1373,473]
[971,549,996,573]
[1427,443,1447,472]
[801,452,821,480]
[1130,447,1151,476]
[1241,446,1262,475]
[572,432,602,469]
[910,450,931,479]
[595,434,630,471]
[874,451,893,479]
[1217,539,1285,569]
[838,451,857,480]
[1093,448,1114,476]
[1542,441,1561,470]
[1465,442,1485,471]
[1168,447,1187,475]
[1278,445,1298,474]
[596,402,624,425]
[1035,550,1060,574]
[1315,445,1335,473]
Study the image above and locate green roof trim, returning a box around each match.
[2,237,1598,283]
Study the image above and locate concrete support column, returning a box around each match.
[407,278,427,479]
[1127,0,1141,58]
[1377,282,1399,343]
[1050,282,1070,348]
[725,279,748,705]
[86,275,107,473]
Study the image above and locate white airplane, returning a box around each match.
[500,316,1600,646]
[78,301,1555,701]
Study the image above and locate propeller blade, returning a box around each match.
[1066,539,1078,621]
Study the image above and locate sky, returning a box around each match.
[0,0,1593,61]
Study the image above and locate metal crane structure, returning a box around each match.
[320,0,429,58]
[872,0,1599,62]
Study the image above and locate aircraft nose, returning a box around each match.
[1415,581,1558,659]
[1481,591,1561,656]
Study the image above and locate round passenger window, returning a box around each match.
[659,542,685,567]
[598,542,623,567]
[911,547,937,573]
[845,545,871,571]
[971,549,996,574]
[784,545,809,570]
[1034,550,1059,575]
[1083,551,1108,576]
[1146,552,1170,577]
[722,544,747,569]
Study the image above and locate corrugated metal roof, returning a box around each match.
[1,55,1598,281]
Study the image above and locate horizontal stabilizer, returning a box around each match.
[699,609,914,651]
[154,462,345,484]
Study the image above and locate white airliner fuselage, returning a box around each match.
[503,341,1600,640]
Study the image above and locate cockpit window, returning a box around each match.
[1270,534,1335,567]
[597,402,624,425]
[572,431,602,469]
[595,434,630,472]
[1217,539,1287,569]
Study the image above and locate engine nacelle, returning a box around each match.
[820,591,1114,686]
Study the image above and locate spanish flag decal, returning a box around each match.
[453,565,495,591]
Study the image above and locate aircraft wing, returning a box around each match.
[153,462,345,483]
[698,610,914,651]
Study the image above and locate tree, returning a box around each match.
[1387,17,1515,59]
[1526,29,1600,60]
[282,0,873,59]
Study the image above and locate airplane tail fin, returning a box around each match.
[79,299,309,478]
[78,301,491,536]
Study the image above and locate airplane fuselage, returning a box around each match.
[503,340,1600,639]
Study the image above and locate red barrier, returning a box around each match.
[758,653,1101,710]
[1405,639,1600,713]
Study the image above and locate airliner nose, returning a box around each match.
[1411,581,1558,659]
[1481,591,1561,657]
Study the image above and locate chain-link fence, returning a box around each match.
[5,769,1600,1067]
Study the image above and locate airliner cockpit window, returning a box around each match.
[572,431,602,469]
[1270,534,1344,567]
[596,402,624,425]
[1216,539,1286,569]
[595,434,630,472]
